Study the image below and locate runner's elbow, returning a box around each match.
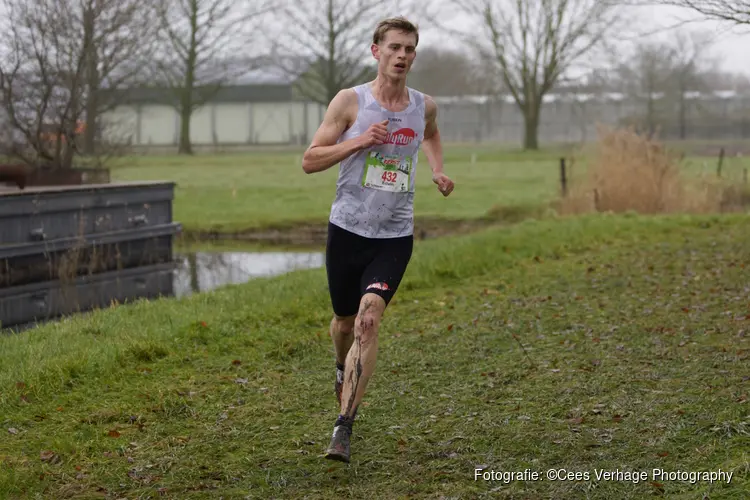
[302,149,318,174]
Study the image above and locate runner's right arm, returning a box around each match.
[302,90,387,174]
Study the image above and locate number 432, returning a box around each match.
[381,171,398,183]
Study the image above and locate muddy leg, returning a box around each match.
[339,293,386,418]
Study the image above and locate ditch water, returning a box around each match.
[1,247,325,333]
[1,181,329,331]
[172,249,325,297]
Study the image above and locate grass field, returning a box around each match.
[1,214,748,498]
[1,139,749,498]
[110,146,569,234]
[109,144,750,235]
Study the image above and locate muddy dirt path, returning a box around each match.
[179,217,507,247]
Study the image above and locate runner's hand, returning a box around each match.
[359,120,389,148]
[432,173,454,197]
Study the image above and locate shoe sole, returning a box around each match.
[324,450,350,463]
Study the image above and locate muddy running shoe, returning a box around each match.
[335,364,344,405]
[324,425,351,463]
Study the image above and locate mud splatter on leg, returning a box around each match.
[343,298,374,417]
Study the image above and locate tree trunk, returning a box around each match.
[83,6,98,156]
[178,0,198,155]
[178,63,195,154]
[179,100,193,155]
[84,90,98,154]
[187,252,200,294]
[523,104,540,150]
[62,114,77,169]
[678,84,686,140]
[84,62,99,155]
[63,76,82,169]
[326,0,336,105]
[646,95,656,138]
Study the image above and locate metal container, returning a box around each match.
[0,181,175,246]
[0,181,182,329]
[0,222,181,287]
[0,262,175,329]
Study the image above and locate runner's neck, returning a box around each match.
[370,77,409,111]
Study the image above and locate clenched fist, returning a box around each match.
[359,120,389,148]
[432,173,454,197]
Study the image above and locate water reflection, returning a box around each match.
[1,250,325,332]
[172,251,324,297]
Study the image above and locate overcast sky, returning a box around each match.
[417,3,749,76]
[638,4,749,74]
[0,1,747,78]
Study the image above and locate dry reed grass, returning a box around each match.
[558,126,747,215]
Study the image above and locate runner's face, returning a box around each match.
[372,30,417,78]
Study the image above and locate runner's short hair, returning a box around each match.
[373,17,419,47]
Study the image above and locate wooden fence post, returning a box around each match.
[560,157,567,197]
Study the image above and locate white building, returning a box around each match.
[101,80,326,150]
[100,80,750,151]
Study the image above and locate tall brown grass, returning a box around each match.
[558,126,746,215]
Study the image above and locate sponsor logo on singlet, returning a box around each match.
[384,128,416,146]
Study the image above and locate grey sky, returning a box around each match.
[626,3,749,73]
[0,1,747,79]
[418,3,749,76]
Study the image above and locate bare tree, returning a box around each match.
[614,41,677,136]
[607,29,717,138]
[0,0,157,169]
[702,70,750,92]
[407,46,502,96]
[0,0,72,168]
[80,1,159,155]
[271,0,422,106]
[153,0,273,155]
[665,31,717,138]
[652,1,750,25]
[454,0,623,150]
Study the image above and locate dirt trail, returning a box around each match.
[180,217,505,247]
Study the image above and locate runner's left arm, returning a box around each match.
[423,96,454,197]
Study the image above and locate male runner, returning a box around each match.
[301,16,454,463]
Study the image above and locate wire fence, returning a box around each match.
[433,93,750,147]
[7,92,749,154]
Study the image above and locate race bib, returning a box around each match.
[362,151,412,193]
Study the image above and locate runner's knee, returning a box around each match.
[333,314,355,335]
[355,294,384,344]
[356,312,379,344]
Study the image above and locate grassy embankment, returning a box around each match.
[1,213,748,499]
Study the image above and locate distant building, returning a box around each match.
[89,69,750,151]
[101,68,325,150]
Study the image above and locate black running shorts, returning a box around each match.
[325,222,414,317]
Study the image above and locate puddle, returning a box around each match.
[172,251,325,297]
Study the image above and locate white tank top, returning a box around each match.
[329,83,426,239]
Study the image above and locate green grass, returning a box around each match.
[1,213,748,498]
[107,147,579,234]
[109,145,750,235]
